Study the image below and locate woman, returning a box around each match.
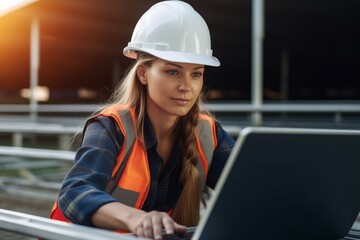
[50,1,235,239]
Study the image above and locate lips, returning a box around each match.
[171,97,190,105]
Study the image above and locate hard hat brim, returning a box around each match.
[123,47,220,67]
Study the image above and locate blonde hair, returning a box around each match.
[171,99,203,226]
[105,55,155,141]
[107,54,212,226]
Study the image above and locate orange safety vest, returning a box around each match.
[50,105,217,223]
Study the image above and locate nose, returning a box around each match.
[178,75,191,92]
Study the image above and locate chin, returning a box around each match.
[171,108,191,117]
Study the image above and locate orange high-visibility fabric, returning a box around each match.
[195,114,218,173]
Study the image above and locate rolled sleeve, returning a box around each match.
[58,116,123,225]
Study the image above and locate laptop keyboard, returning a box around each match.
[344,229,360,239]
[161,227,195,240]
[162,232,193,240]
[160,228,360,240]
[125,227,360,239]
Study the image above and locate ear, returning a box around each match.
[137,65,147,85]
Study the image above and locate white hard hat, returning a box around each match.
[123,1,220,67]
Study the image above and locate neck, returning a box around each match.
[146,106,178,141]
[146,103,179,164]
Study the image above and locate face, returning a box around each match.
[137,58,204,118]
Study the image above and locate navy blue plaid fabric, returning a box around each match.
[58,114,235,226]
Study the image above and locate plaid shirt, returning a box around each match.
[58,114,235,226]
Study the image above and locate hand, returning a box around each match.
[130,210,186,240]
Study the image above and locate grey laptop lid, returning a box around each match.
[193,127,360,240]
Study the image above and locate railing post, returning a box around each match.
[30,15,40,122]
[335,112,342,123]
[251,0,264,126]
[12,133,23,147]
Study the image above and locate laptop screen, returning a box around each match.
[195,127,360,240]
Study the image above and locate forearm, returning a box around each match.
[91,201,145,231]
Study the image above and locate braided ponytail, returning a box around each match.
[171,102,202,226]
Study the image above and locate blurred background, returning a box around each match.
[0,0,360,239]
[1,0,360,103]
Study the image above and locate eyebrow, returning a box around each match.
[165,63,204,70]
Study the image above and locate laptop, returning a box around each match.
[128,127,360,240]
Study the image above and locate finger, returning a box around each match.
[142,217,153,239]
[136,226,144,239]
[151,215,163,240]
[162,216,175,235]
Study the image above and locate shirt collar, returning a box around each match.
[144,112,158,150]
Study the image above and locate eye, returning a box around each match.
[192,72,203,78]
[166,69,179,76]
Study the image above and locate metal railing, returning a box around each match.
[1,102,360,125]
[0,209,137,240]
[0,146,75,200]
[0,146,75,160]
[1,102,360,114]
[0,121,242,149]
[1,102,360,151]
[0,122,79,150]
